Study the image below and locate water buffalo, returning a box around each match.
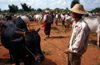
[1,17,45,65]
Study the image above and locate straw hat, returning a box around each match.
[45,10,50,13]
[69,4,88,14]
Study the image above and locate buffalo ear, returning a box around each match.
[16,31,25,37]
[35,27,40,32]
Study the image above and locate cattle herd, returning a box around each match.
[0,12,100,65]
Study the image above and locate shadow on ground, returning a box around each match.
[50,36,70,39]
[0,58,57,65]
[35,58,57,65]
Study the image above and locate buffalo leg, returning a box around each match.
[13,55,20,65]
[9,51,14,63]
[97,33,100,47]
[23,56,31,65]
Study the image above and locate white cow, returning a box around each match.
[83,17,100,47]
[16,15,30,23]
[65,15,74,28]
[65,16,100,47]
[34,14,43,24]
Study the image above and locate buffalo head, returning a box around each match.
[12,27,45,63]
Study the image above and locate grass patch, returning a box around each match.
[91,33,97,37]
[89,36,92,39]
[54,30,62,33]
[42,49,51,55]
[89,40,97,47]
[63,29,68,33]
[57,25,62,27]
[96,62,100,65]
[92,57,97,60]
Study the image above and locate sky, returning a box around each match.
[0,0,100,11]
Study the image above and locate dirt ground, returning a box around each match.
[0,21,100,65]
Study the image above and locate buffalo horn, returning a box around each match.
[16,31,25,37]
[35,27,40,32]
[10,37,23,43]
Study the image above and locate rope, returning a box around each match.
[41,37,68,62]
[43,38,64,51]
[25,46,37,61]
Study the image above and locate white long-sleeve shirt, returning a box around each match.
[61,14,65,20]
[55,14,58,18]
[68,19,90,55]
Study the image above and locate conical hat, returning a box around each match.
[69,4,88,14]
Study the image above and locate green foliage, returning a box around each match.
[45,8,51,10]
[91,7,100,13]
[2,0,99,14]
[21,3,31,11]
[64,7,70,12]
[37,8,42,12]
[42,49,51,55]
[54,8,62,13]
[8,4,18,13]
[71,0,80,8]
[17,9,24,13]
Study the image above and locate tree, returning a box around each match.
[71,0,80,8]
[64,7,70,12]
[91,7,100,13]
[37,8,42,12]
[21,3,31,11]
[8,4,18,13]
[45,8,51,10]
[54,8,62,12]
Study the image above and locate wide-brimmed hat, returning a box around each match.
[45,10,50,13]
[69,4,88,14]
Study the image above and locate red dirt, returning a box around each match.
[0,21,100,65]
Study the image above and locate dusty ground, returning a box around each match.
[0,21,100,65]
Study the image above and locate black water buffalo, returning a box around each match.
[1,17,45,65]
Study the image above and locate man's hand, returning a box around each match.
[64,50,70,54]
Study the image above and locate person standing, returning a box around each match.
[43,10,52,38]
[49,12,54,26]
[64,4,90,65]
[98,11,100,16]
[61,12,65,27]
[55,12,58,25]
[88,12,93,17]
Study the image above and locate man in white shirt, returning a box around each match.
[61,12,65,27]
[64,4,90,65]
[55,12,58,25]
[43,10,52,38]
